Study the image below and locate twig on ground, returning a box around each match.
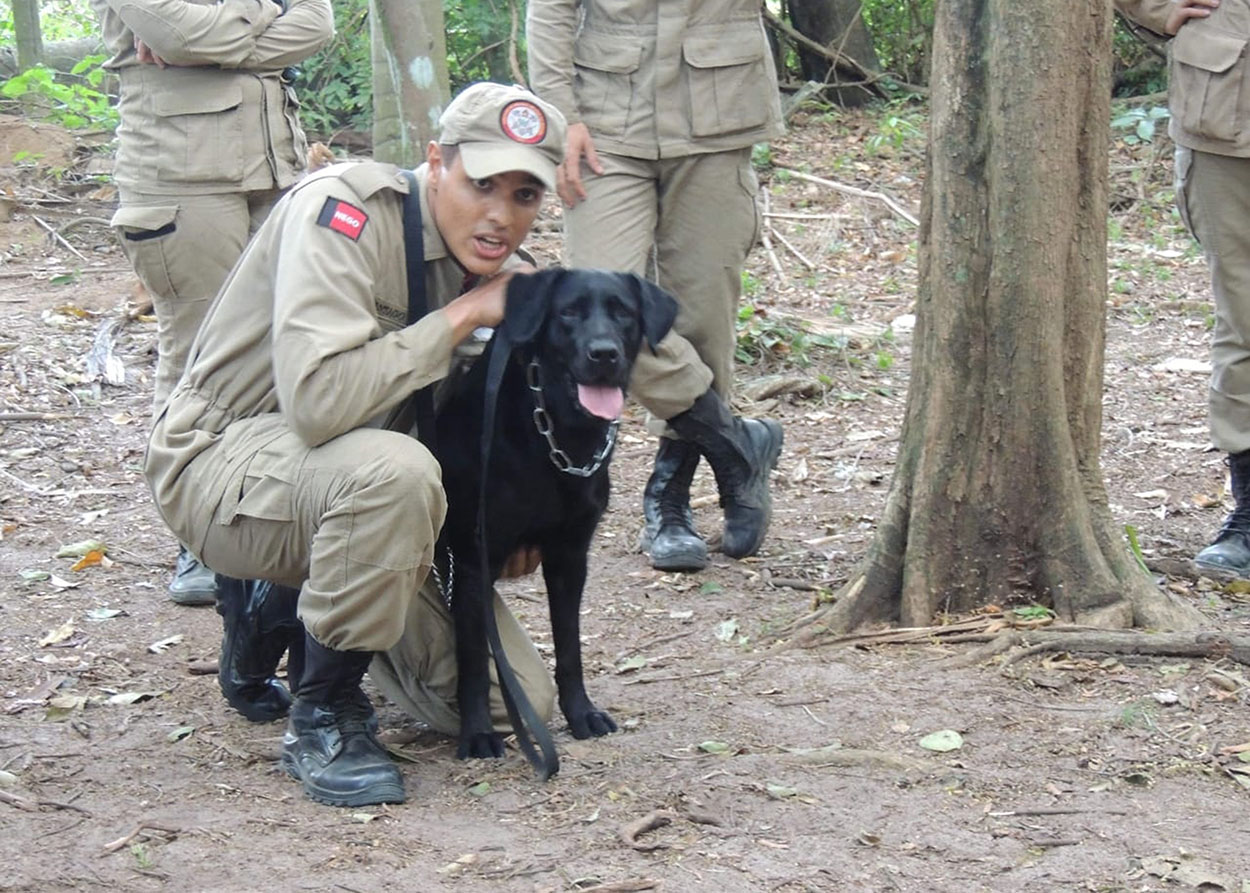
[617,629,695,660]
[100,821,182,855]
[760,190,783,276]
[0,412,71,421]
[776,168,920,227]
[767,224,817,270]
[618,809,677,851]
[31,215,88,262]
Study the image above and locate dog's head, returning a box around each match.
[502,268,678,421]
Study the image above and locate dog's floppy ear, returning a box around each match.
[625,274,679,353]
[503,267,565,345]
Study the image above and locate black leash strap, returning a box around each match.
[385,170,434,441]
[480,326,561,780]
[388,172,556,778]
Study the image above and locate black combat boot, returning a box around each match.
[215,577,303,722]
[639,438,709,571]
[1195,449,1250,574]
[281,634,405,807]
[666,389,783,559]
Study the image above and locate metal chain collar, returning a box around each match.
[526,359,618,478]
[430,545,455,610]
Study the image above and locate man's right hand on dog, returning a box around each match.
[440,265,537,344]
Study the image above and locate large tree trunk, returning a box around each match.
[370,0,450,167]
[787,0,881,106]
[806,0,1204,635]
[12,0,45,73]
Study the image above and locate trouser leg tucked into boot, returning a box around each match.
[1195,449,1250,574]
[215,577,302,722]
[666,389,783,558]
[282,634,404,807]
[639,438,709,571]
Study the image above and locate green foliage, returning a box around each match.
[860,0,934,86]
[0,59,117,130]
[1110,105,1169,146]
[296,0,372,137]
[447,0,525,91]
[735,303,846,369]
[865,104,924,155]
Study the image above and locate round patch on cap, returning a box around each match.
[499,100,547,145]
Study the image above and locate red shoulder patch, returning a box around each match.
[316,197,368,241]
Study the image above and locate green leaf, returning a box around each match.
[167,725,195,743]
[918,729,964,752]
[698,740,730,754]
[467,781,491,797]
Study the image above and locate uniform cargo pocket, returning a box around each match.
[110,204,180,298]
[1170,26,1247,143]
[152,78,245,183]
[683,27,773,138]
[573,34,642,136]
[220,442,299,524]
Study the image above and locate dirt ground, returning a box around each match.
[1,106,1248,893]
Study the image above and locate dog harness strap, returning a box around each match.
[383,170,435,445]
[481,328,561,780]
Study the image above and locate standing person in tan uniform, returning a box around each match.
[1116,0,1250,572]
[92,0,334,605]
[145,82,779,808]
[528,0,786,572]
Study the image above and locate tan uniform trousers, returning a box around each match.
[1175,147,1250,454]
[186,421,554,731]
[112,189,282,411]
[564,148,758,423]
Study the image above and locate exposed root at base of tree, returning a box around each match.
[939,628,1250,670]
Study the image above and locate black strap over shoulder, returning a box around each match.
[383,170,434,442]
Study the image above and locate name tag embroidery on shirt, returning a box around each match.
[317,198,368,241]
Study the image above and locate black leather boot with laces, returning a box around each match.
[281,634,404,807]
[639,438,708,571]
[666,389,783,558]
[1195,449,1250,575]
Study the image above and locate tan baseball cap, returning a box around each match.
[438,82,567,190]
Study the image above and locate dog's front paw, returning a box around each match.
[457,730,506,760]
[568,708,617,740]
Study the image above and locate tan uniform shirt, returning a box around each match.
[527,0,785,159]
[93,0,334,194]
[1117,0,1250,157]
[146,161,489,526]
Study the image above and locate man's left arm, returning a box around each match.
[237,0,335,70]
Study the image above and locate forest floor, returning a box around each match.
[0,103,1248,893]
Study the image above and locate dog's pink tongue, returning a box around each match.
[577,384,625,420]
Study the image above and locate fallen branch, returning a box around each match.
[0,412,71,422]
[768,224,817,270]
[950,628,1250,670]
[618,809,677,851]
[31,215,88,263]
[100,821,181,856]
[775,168,920,227]
[759,189,783,276]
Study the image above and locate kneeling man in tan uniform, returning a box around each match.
[146,82,781,808]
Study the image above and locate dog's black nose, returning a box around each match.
[587,340,621,367]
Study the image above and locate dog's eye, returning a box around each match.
[559,306,581,322]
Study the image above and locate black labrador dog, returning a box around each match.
[432,268,676,766]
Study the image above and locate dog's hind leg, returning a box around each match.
[541,535,618,739]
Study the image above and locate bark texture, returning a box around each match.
[787,0,881,105]
[370,0,450,167]
[812,0,1203,635]
[12,0,44,73]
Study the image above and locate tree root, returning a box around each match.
[945,628,1250,670]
